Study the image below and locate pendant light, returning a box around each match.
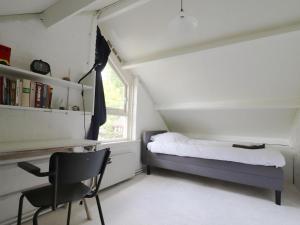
[169,0,198,33]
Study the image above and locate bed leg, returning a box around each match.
[275,191,281,205]
[146,165,151,175]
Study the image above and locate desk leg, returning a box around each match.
[83,199,92,220]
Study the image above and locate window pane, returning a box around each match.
[99,115,127,141]
[102,63,126,110]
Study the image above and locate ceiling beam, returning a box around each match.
[155,98,300,111]
[40,0,97,27]
[98,0,151,23]
[122,21,300,70]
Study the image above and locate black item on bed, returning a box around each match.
[232,143,265,149]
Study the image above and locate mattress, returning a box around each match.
[147,139,286,168]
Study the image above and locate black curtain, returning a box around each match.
[87,27,111,140]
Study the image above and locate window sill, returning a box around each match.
[99,139,139,147]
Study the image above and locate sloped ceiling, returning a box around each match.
[84,0,120,11]
[132,31,300,106]
[99,0,300,143]
[0,0,60,15]
[100,0,300,61]
[161,109,297,142]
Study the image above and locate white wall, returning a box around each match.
[133,77,168,140]
[290,110,300,149]
[0,13,97,141]
[132,77,168,169]
[290,110,300,188]
[161,108,297,145]
[0,12,97,224]
[134,30,300,105]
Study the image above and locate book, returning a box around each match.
[15,79,21,106]
[3,78,7,104]
[21,79,31,107]
[6,78,10,105]
[48,86,53,109]
[35,82,43,108]
[0,76,3,104]
[30,81,36,107]
[10,80,16,105]
[42,84,48,108]
[19,80,23,106]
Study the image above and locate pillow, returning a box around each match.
[150,132,189,143]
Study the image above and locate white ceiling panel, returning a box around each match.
[84,0,120,11]
[161,108,297,141]
[101,0,300,61]
[0,0,60,16]
[134,30,300,106]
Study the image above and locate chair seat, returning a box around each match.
[23,183,91,207]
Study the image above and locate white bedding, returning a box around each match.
[147,138,286,168]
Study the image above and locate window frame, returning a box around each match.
[99,57,133,143]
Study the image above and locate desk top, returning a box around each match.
[0,139,101,160]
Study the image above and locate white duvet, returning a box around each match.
[147,139,286,168]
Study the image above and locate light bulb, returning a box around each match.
[169,11,198,34]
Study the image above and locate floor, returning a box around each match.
[23,169,300,225]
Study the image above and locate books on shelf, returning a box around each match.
[21,79,30,107]
[0,76,53,108]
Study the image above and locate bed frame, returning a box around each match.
[142,130,284,205]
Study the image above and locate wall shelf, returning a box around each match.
[0,64,93,91]
[0,64,95,115]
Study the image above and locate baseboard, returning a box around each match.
[0,208,53,225]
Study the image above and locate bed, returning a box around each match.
[142,130,285,205]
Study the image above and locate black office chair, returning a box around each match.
[17,148,111,225]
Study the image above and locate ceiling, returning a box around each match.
[84,0,120,11]
[161,108,297,142]
[0,0,60,15]
[0,0,118,16]
[133,31,300,106]
[100,0,300,61]
[99,0,300,142]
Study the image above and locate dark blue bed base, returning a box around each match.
[142,130,284,205]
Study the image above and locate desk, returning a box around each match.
[0,139,100,160]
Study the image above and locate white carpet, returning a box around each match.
[23,169,300,225]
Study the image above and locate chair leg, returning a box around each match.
[275,190,281,205]
[147,165,151,175]
[17,194,25,225]
[82,199,92,220]
[33,207,47,225]
[95,195,105,225]
[66,202,72,225]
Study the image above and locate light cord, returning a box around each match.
[181,0,183,11]
[81,84,87,138]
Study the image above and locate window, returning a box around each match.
[98,62,130,141]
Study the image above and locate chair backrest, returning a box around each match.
[49,149,110,185]
[48,148,110,210]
